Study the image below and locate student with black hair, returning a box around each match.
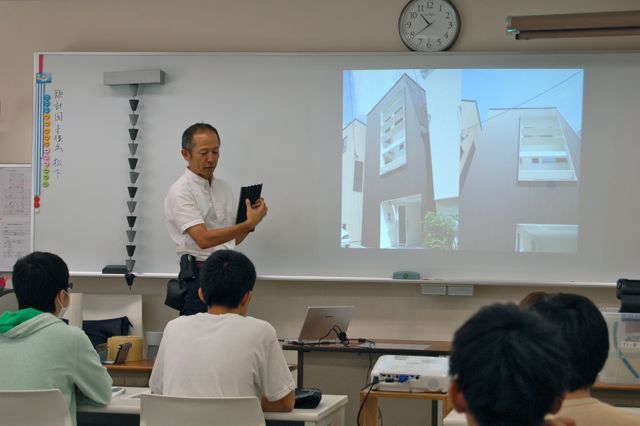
[149,249,295,412]
[0,252,112,426]
[448,303,571,426]
[529,293,640,425]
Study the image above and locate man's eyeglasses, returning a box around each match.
[66,282,73,292]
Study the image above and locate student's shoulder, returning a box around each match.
[603,403,640,424]
[165,314,196,330]
[53,320,96,348]
[244,316,277,336]
[39,315,82,338]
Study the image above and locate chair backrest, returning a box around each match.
[140,394,265,426]
[0,389,72,426]
[0,289,18,315]
[64,293,143,336]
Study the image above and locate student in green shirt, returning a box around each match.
[0,252,112,426]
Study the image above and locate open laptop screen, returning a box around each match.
[296,306,354,343]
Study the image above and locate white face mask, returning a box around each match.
[57,290,70,318]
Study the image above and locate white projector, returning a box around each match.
[371,355,449,393]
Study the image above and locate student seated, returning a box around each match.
[529,293,640,425]
[149,249,295,412]
[518,290,550,309]
[0,252,112,426]
[448,303,570,426]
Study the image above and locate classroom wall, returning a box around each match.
[2,1,639,424]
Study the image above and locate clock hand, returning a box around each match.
[420,14,433,28]
[415,23,431,36]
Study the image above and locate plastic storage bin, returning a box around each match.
[599,310,640,385]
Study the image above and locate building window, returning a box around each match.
[518,115,577,181]
[353,160,363,193]
[342,136,348,154]
[380,194,422,249]
[515,224,578,253]
[380,90,407,175]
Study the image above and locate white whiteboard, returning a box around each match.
[32,52,640,283]
[0,164,32,272]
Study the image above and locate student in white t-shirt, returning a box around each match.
[149,249,295,412]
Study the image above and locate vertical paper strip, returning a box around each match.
[34,81,44,197]
[34,53,45,200]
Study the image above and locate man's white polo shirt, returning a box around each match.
[164,169,236,261]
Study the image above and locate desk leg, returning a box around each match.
[431,400,438,426]
[359,392,378,426]
[297,349,304,388]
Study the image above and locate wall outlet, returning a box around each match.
[447,284,474,296]
[421,283,447,296]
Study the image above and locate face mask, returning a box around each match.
[57,290,70,318]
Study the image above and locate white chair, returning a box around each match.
[443,409,468,426]
[64,293,143,337]
[140,394,265,426]
[0,389,72,426]
[0,289,18,315]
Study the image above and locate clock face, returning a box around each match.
[399,0,461,52]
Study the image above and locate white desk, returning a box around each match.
[78,387,348,426]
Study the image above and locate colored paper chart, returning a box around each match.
[33,54,52,211]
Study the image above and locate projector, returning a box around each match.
[371,355,449,393]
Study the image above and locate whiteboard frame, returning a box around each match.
[32,51,640,287]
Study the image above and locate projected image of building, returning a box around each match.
[459,100,482,192]
[458,107,580,253]
[341,120,366,247]
[358,74,436,249]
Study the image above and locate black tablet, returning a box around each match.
[235,184,263,225]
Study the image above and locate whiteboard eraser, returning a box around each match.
[393,271,420,280]
[102,264,127,274]
[103,70,165,86]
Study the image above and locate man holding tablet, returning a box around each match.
[164,123,267,315]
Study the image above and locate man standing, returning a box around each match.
[165,123,267,315]
[150,250,295,412]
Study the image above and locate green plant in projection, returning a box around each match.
[423,210,458,250]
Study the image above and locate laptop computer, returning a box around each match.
[285,306,354,344]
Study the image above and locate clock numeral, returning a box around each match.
[439,4,443,12]
[426,40,432,49]
[444,32,449,39]
[448,21,453,29]
[406,21,412,27]
[417,5,424,12]
[410,31,415,39]
[437,38,442,46]
[410,11,418,18]
[426,1,434,8]
[446,11,451,19]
